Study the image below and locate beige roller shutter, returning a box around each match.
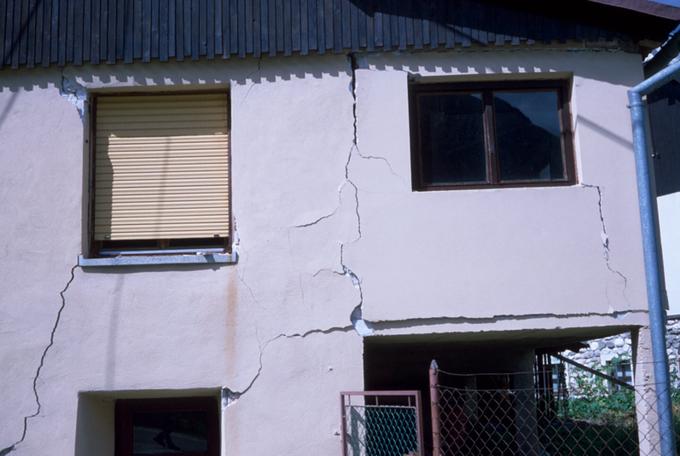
[93,93,230,241]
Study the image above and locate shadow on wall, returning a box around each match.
[575,115,634,152]
[73,53,348,89]
[0,66,64,93]
[74,394,115,456]
[0,91,18,132]
[0,52,350,95]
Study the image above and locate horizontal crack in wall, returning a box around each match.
[368,309,647,330]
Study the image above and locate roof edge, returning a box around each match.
[585,0,680,20]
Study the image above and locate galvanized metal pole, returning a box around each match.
[627,59,680,456]
[430,359,442,456]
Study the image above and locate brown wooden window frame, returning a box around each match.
[88,91,232,258]
[115,396,220,456]
[408,79,576,191]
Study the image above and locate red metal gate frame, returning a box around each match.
[340,390,425,456]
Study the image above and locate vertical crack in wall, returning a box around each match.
[231,56,374,406]
[239,56,264,106]
[582,184,628,301]
[232,214,271,312]
[235,251,269,312]
[1,264,78,456]
[347,53,405,185]
[341,54,372,337]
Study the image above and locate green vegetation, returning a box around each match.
[535,355,680,455]
[567,358,636,426]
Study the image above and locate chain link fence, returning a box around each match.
[341,358,680,456]
[341,391,424,456]
[432,363,678,456]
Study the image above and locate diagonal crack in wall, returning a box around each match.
[582,184,628,302]
[222,325,354,408]
[1,263,78,456]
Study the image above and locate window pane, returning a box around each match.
[132,411,208,454]
[494,91,564,182]
[417,93,487,185]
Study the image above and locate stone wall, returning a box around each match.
[560,318,680,382]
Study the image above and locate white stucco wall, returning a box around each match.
[0,56,365,456]
[659,191,680,315]
[348,50,647,329]
[0,47,651,455]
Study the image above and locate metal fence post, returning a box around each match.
[430,359,442,456]
[340,393,348,456]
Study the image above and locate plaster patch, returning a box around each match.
[221,389,240,409]
[350,305,374,337]
[232,213,241,253]
[343,265,360,288]
[59,77,87,125]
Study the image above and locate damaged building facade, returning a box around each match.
[1,0,679,455]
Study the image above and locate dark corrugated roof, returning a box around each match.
[1,0,678,70]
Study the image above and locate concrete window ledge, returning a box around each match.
[78,252,238,267]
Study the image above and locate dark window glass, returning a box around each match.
[417,93,487,185]
[132,411,208,455]
[494,91,564,182]
[409,80,575,190]
[115,397,219,456]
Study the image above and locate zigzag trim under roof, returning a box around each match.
[1,0,679,70]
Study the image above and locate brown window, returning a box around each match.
[90,92,231,257]
[115,396,220,456]
[409,80,575,191]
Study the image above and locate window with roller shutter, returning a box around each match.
[90,92,231,256]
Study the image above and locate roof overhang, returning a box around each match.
[586,0,680,20]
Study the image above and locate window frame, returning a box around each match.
[607,360,633,392]
[87,90,232,258]
[114,396,220,456]
[408,79,576,191]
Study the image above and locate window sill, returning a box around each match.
[78,252,238,267]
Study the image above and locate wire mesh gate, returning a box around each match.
[341,391,425,456]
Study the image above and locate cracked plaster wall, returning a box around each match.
[0,56,364,455]
[0,67,84,450]
[0,47,654,455]
[345,50,648,332]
